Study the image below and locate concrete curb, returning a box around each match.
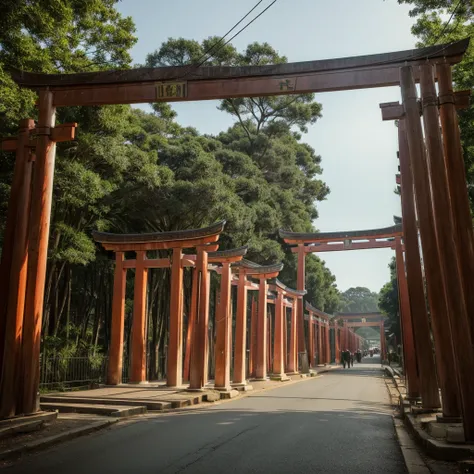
[0,418,118,461]
[404,414,474,462]
[393,417,431,473]
[383,364,474,463]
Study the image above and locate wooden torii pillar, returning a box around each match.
[0,118,76,417]
[287,298,299,374]
[334,322,340,363]
[307,311,315,367]
[394,235,420,399]
[319,320,325,364]
[232,261,283,388]
[405,65,474,435]
[269,280,305,381]
[325,321,331,364]
[387,70,469,426]
[212,248,248,392]
[248,297,257,378]
[93,221,225,389]
[313,311,330,366]
[316,318,323,365]
[254,266,283,381]
[381,71,473,426]
[381,105,447,410]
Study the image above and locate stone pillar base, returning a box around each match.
[404,396,422,403]
[436,414,463,424]
[411,406,442,416]
[231,382,253,391]
[217,389,240,399]
[167,384,187,390]
[253,377,269,382]
[270,374,290,382]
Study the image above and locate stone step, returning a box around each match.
[40,402,146,418]
[0,411,57,429]
[0,419,46,439]
[41,396,171,411]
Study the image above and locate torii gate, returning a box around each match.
[334,312,387,358]
[280,225,420,401]
[305,303,333,366]
[2,38,474,440]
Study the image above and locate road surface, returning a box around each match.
[5,356,406,473]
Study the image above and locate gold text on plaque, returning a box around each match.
[279,78,296,91]
[156,81,188,99]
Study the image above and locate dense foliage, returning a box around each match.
[339,287,380,341]
[398,0,474,210]
[0,6,341,372]
[339,287,379,313]
[378,258,401,344]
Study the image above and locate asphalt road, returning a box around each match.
[5,356,406,473]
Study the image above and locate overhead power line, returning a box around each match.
[188,0,266,69]
[180,0,278,80]
[430,0,465,45]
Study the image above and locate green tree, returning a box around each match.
[378,258,401,343]
[146,38,337,310]
[340,287,379,313]
[1,23,341,371]
[0,0,138,355]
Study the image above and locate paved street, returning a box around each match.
[5,356,406,473]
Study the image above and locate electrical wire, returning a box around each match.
[185,0,266,70]
[180,0,278,80]
[430,0,465,45]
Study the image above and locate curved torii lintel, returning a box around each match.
[8,40,469,108]
[334,312,386,322]
[280,224,403,245]
[208,245,248,264]
[305,301,332,322]
[268,279,306,298]
[93,220,226,251]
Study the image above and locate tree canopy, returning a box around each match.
[339,287,379,313]
[0,15,341,369]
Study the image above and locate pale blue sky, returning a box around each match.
[115,0,416,292]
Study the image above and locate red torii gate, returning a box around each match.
[334,312,386,358]
[268,280,306,380]
[2,37,474,440]
[280,225,419,399]
[304,303,333,366]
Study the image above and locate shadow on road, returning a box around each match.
[246,395,390,408]
[5,406,406,474]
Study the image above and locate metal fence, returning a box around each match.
[39,356,107,390]
[39,353,168,390]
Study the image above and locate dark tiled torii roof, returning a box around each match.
[208,246,248,259]
[273,279,306,297]
[305,301,332,319]
[335,312,384,317]
[93,221,225,244]
[8,39,469,88]
[233,259,284,275]
[279,224,402,242]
